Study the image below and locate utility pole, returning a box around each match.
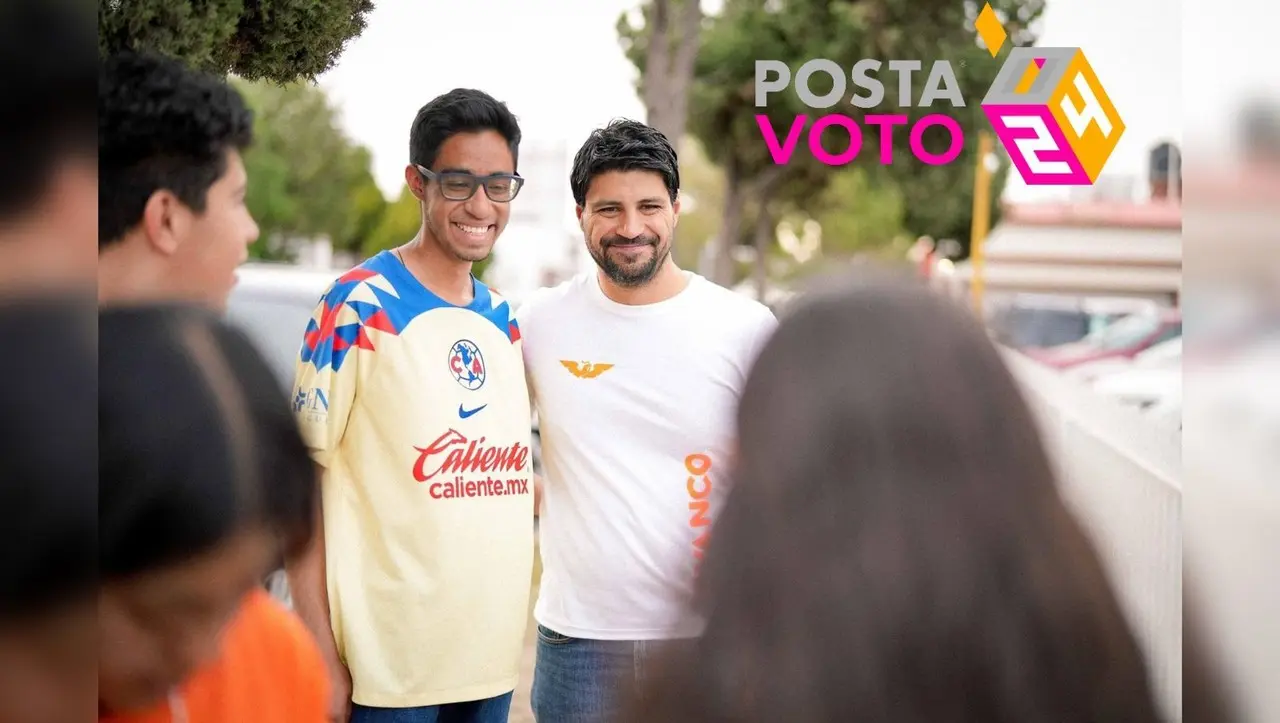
[969,131,995,316]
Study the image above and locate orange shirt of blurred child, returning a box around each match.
[100,590,329,723]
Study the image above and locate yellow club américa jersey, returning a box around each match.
[291,250,534,707]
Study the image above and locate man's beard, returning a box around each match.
[589,234,669,288]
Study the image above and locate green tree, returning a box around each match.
[236,79,383,260]
[98,0,374,83]
[616,0,706,148]
[337,148,389,254]
[620,0,1042,282]
[671,137,726,269]
[881,29,1022,257]
[363,188,420,257]
[807,167,907,256]
[241,142,297,258]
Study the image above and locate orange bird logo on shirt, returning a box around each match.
[560,360,614,378]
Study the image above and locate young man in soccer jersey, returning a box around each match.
[517,119,778,722]
[287,88,534,723]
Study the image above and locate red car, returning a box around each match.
[1022,308,1182,370]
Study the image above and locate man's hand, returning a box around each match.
[534,473,544,517]
[288,466,350,722]
[327,661,352,723]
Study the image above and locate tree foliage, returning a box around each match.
[616,0,706,145]
[236,80,384,260]
[619,0,1043,281]
[669,138,727,268]
[806,167,906,255]
[99,0,375,82]
[363,188,420,258]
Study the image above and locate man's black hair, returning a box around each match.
[0,0,95,221]
[409,88,522,171]
[98,52,255,249]
[570,119,680,206]
[99,305,317,580]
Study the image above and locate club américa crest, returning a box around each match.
[448,339,485,391]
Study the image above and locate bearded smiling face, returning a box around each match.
[578,169,678,288]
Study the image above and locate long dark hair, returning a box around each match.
[627,274,1163,723]
[98,304,316,580]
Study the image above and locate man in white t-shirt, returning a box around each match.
[517,119,777,722]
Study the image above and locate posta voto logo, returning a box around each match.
[751,4,1123,186]
[975,3,1125,185]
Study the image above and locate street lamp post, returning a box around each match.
[970,131,995,315]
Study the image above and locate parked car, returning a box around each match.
[1065,336,1183,384]
[1022,308,1182,370]
[988,294,1157,349]
[1082,336,1183,422]
[226,263,337,383]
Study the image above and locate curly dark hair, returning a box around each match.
[0,0,95,221]
[98,52,255,249]
[570,119,679,206]
[409,88,522,171]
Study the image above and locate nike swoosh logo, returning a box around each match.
[458,403,487,419]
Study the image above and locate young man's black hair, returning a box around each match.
[98,52,256,249]
[570,119,680,207]
[408,88,522,171]
[0,0,95,223]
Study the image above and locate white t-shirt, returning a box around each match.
[517,271,777,640]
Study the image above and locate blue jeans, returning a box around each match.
[531,625,680,723]
[350,692,512,723]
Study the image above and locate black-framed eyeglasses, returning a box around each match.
[415,165,524,203]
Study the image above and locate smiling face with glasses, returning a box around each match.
[414,166,524,204]
[407,130,522,265]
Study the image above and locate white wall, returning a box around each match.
[1004,350,1182,722]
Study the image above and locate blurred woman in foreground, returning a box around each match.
[627,274,1164,723]
[98,305,328,722]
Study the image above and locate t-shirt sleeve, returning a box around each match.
[743,304,779,371]
[507,294,524,355]
[291,283,360,469]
